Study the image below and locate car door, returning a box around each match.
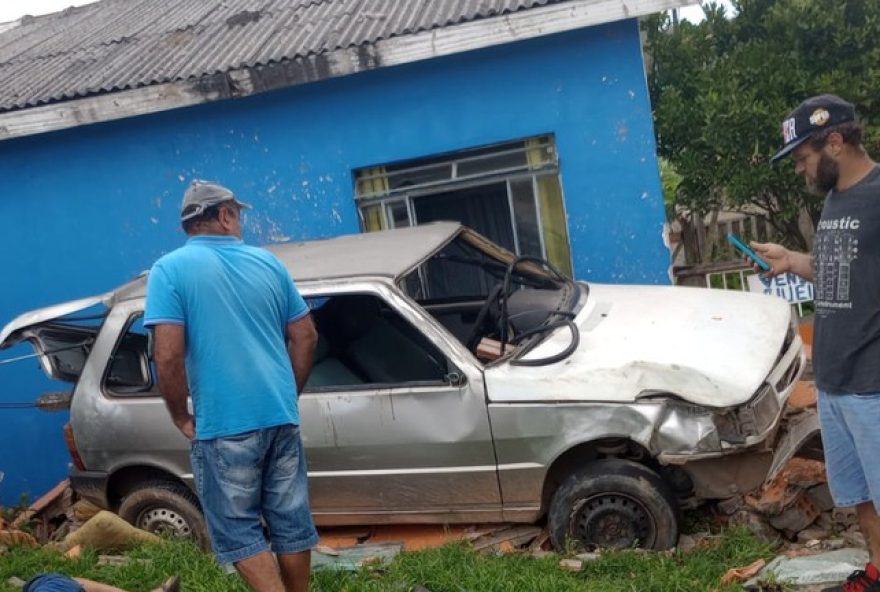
[299,281,502,524]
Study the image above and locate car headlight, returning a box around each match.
[713,384,779,444]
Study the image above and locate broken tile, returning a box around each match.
[720,558,766,585]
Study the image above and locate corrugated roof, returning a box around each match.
[0,0,564,112]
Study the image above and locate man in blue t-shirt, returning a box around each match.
[145,180,318,592]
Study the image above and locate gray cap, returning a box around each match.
[180,179,251,222]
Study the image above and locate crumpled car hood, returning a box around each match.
[485,283,792,408]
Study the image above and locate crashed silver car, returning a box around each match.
[0,222,809,550]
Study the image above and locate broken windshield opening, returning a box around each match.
[400,230,579,363]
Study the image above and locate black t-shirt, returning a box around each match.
[812,165,880,393]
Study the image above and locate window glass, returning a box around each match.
[386,201,411,229]
[510,178,543,258]
[355,135,571,276]
[105,314,155,396]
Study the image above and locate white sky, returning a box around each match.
[0,0,98,23]
[678,1,736,23]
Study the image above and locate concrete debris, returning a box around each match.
[729,510,783,546]
[312,542,403,571]
[744,548,869,589]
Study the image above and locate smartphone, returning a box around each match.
[726,233,771,272]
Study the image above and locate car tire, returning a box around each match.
[548,459,679,551]
[117,480,209,549]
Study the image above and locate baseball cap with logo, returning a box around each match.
[180,179,251,222]
[772,94,856,162]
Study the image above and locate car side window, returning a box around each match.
[303,294,449,392]
[104,314,156,396]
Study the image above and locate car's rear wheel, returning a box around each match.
[117,480,209,549]
[548,459,679,551]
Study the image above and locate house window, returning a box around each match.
[355,136,573,277]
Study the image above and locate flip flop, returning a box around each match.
[161,575,181,592]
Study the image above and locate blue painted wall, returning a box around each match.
[0,18,667,504]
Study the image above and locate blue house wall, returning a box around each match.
[0,18,668,504]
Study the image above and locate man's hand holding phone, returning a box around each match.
[727,233,789,277]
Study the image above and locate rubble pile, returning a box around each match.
[716,380,863,555]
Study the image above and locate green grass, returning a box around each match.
[0,528,777,592]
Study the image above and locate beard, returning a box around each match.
[812,152,840,194]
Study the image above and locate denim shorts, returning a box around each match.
[190,424,318,564]
[23,573,84,592]
[818,390,880,511]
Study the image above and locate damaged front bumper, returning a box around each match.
[650,327,813,499]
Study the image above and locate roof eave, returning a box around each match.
[0,0,695,142]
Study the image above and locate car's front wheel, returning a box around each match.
[548,459,679,551]
[117,480,209,549]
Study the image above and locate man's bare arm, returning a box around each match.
[152,324,195,440]
[287,314,318,394]
[751,242,815,281]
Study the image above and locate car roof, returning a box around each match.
[0,222,462,347]
[266,221,461,282]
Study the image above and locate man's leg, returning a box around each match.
[277,550,311,592]
[234,552,285,592]
[262,426,319,592]
[857,502,880,566]
[192,433,286,592]
[818,392,880,591]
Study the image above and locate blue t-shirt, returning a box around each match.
[144,235,309,440]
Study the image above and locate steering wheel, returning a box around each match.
[466,284,505,353]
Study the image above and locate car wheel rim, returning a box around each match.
[572,493,654,549]
[137,507,192,538]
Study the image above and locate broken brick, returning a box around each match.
[788,381,817,409]
[720,558,766,585]
[746,458,826,516]
[769,494,820,536]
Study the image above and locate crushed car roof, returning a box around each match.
[0,222,461,347]
[267,221,460,281]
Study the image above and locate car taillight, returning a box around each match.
[63,423,86,471]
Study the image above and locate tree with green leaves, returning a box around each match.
[645,0,880,257]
